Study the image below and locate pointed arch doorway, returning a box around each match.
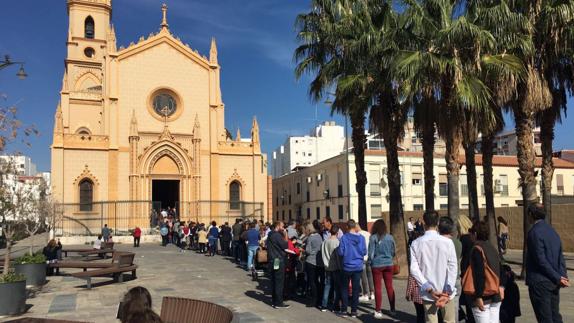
[149,152,183,213]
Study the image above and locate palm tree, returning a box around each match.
[397,0,502,229]
[413,98,439,212]
[501,0,574,273]
[294,0,372,230]
[466,0,530,249]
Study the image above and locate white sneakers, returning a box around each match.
[358,295,370,302]
[374,311,384,319]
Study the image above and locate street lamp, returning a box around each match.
[1,55,28,80]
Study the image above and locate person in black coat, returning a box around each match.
[43,239,61,276]
[500,265,521,323]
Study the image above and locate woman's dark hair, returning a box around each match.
[473,221,489,241]
[370,219,387,237]
[249,222,256,229]
[124,308,163,323]
[211,221,217,226]
[120,287,153,323]
[312,219,322,233]
[438,217,455,235]
[330,224,340,236]
[497,216,508,226]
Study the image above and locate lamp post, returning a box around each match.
[1,55,28,80]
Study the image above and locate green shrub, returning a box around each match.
[15,252,46,265]
[0,272,26,283]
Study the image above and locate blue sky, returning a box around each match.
[0,0,572,172]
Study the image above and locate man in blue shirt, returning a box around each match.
[245,222,261,272]
[338,219,366,318]
[526,204,569,323]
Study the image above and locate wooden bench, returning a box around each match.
[71,253,137,289]
[62,242,114,257]
[49,251,128,275]
[160,297,234,323]
[78,248,115,259]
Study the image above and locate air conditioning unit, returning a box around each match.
[316,173,322,181]
[494,179,503,193]
[306,176,312,184]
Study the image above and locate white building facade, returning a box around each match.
[271,121,346,178]
[272,150,574,223]
[0,155,38,176]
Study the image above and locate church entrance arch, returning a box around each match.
[137,141,194,219]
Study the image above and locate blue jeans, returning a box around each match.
[341,270,362,314]
[322,270,341,309]
[208,238,218,255]
[247,245,259,270]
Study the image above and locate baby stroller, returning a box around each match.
[252,247,268,281]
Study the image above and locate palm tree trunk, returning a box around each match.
[513,103,539,278]
[482,134,498,249]
[540,108,555,224]
[376,98,408,277]
[464,142,480,222]
[445,129,462,229]
[422,121,435,211]
[350,111,368,231]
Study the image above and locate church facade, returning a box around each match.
[51,0,268,226]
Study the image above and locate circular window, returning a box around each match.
[84,47,95,58]
[153,93,177,117]
[147,88,183,122]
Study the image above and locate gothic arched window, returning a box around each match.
[79,179,94,211]
[85,16,95,39]
[229,181,241,210]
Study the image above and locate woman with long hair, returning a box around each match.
[497,216,509,254]
[467,221,506,323]
[118,286,162,323]
[368,219,396,319]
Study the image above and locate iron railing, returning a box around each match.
[55,200,264,236]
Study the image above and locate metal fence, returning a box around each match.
[55,200,265,236]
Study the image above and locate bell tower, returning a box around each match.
[66,0,112,62]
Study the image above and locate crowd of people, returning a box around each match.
[146,203,567,322]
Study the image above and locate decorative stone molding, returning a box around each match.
[147,149,184,175]
[73,164,100,187]
[225,168,246,188]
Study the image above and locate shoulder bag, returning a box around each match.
[462,245,500,297]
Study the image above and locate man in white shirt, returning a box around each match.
[93,235,103,250]
[407,217,415,243]
[410,210,458,323]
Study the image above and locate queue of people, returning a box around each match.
[77,201,567,322]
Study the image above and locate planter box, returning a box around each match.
[0,280,26,315]
[14,263,46,286]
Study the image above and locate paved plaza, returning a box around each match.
[2,243,573,322]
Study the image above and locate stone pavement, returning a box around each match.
[2,243,573,322]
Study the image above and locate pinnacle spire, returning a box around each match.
[251,117,260,144]
[193,114,201,138]
[129,110,138,137]
[161,3,169,29]
[236,128,241,141]
[210,37,218,65]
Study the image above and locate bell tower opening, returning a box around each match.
[152,180,180,214]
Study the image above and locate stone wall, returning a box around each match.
[398,204,574,252]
